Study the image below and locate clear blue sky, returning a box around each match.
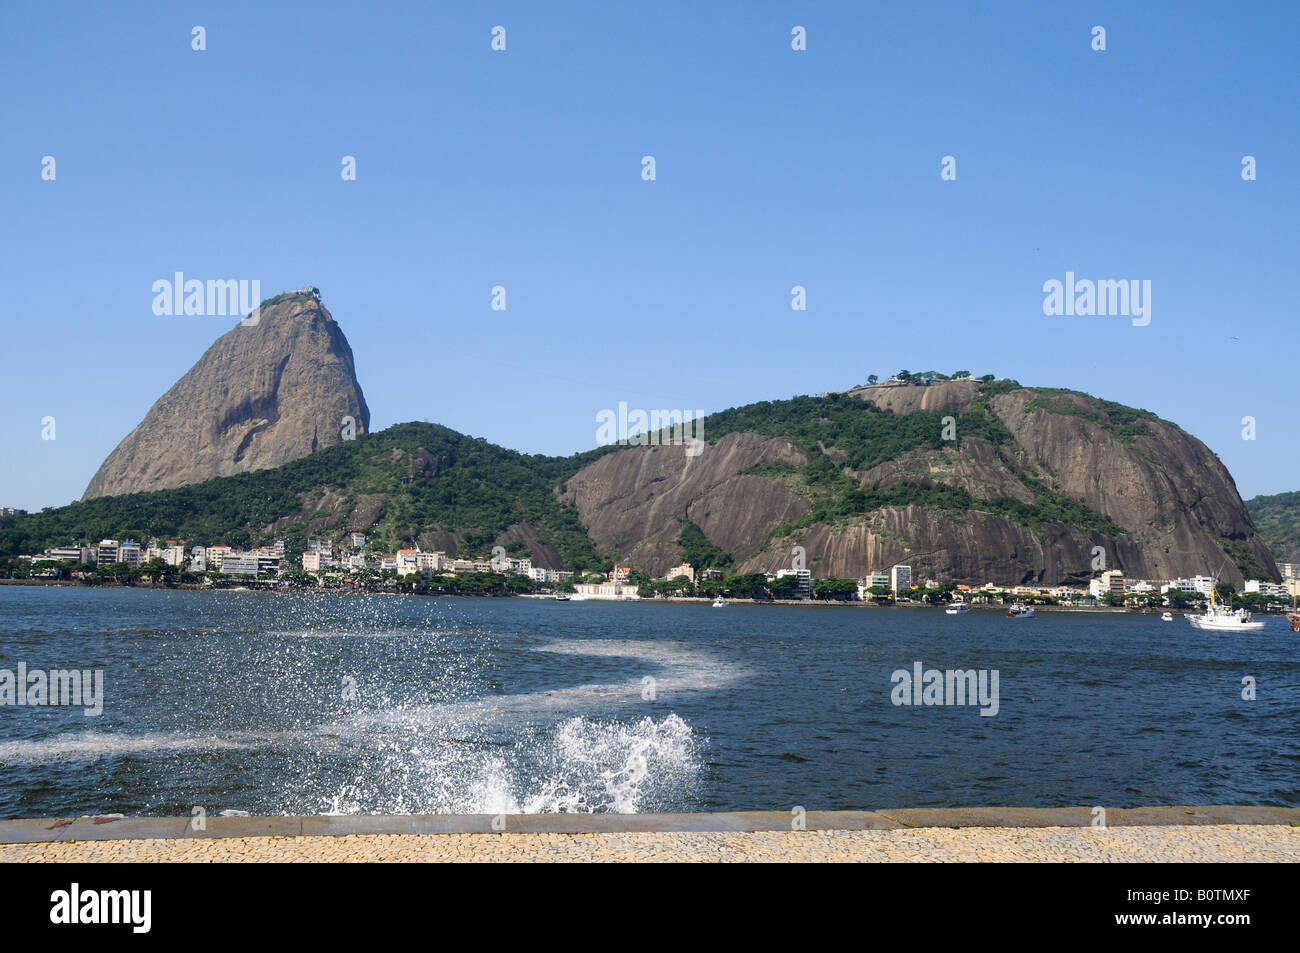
[2,1,1296,511]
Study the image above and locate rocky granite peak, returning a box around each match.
[82,290,369,500]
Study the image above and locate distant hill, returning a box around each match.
[1245,491,1300,564]
[0,376,1278,587]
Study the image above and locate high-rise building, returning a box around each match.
[890,565,912,593]
[776,568,812,598]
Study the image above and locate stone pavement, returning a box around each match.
[2,807,1297,862]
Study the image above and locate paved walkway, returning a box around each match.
[3,824,1298,862]
[4,807,1297,862]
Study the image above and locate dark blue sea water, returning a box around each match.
[0,586,1295,817]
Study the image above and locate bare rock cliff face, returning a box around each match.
[984,390,1273,584]
[83,293,369,500]
[562,432,810,571]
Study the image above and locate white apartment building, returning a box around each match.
[395,550,448,576]
[776,568,812,598]
[46,545,93,564]
[664,563,696,584]
[890,564,911,593]
[221,553,260,576]
[573,580,640,600]
[1160,576,1217,597]
[205,546,233,571]
[503,557,532,575]
[1244,579,1288,598]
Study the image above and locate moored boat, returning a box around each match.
[945,601,970,614]
[1161,611,1173,622]
[1005,603,1034,618]
[1187,588,1265,631]
[712,596,728,607]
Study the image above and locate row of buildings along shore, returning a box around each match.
[662,562,1299,603]
[13,537,1300,603]
[17,536,576,586]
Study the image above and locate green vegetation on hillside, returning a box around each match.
[1244,491,1300,563]
[0,422,606,573]
[676,519,733,571]
[1023,389,1160,443]
[1217,537,1272,582]
[701,391,1013,472]
[771,480,1127,538]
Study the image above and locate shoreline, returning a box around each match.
[0,580,1241,615]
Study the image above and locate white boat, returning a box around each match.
[1005,603,1034,618]
[1161,611,1173,622]
[554,593,570,601]
[1187,589,1265,631]
[945,602,970,614]
[712,597,728,607]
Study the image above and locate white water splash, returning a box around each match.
[358,712,701,815]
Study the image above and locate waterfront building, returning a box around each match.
[254,548,282,576]
[777,568,812,599]
[221,553,260,577]
[573,580,640,600]
[414,551,444,573]
[664,563,696,584]
[890,565,912,594]
[527,567,573,584]
[1244,579,1288,598]
[117,540,142,568]
[205,546,233,570]
[47,545,93,564]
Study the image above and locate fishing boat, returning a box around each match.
[945,601,970,615]
[1005,603,1034,618]
[712,596,728,607]
[1187,587,1265,632]
[1160,611,1173,622]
